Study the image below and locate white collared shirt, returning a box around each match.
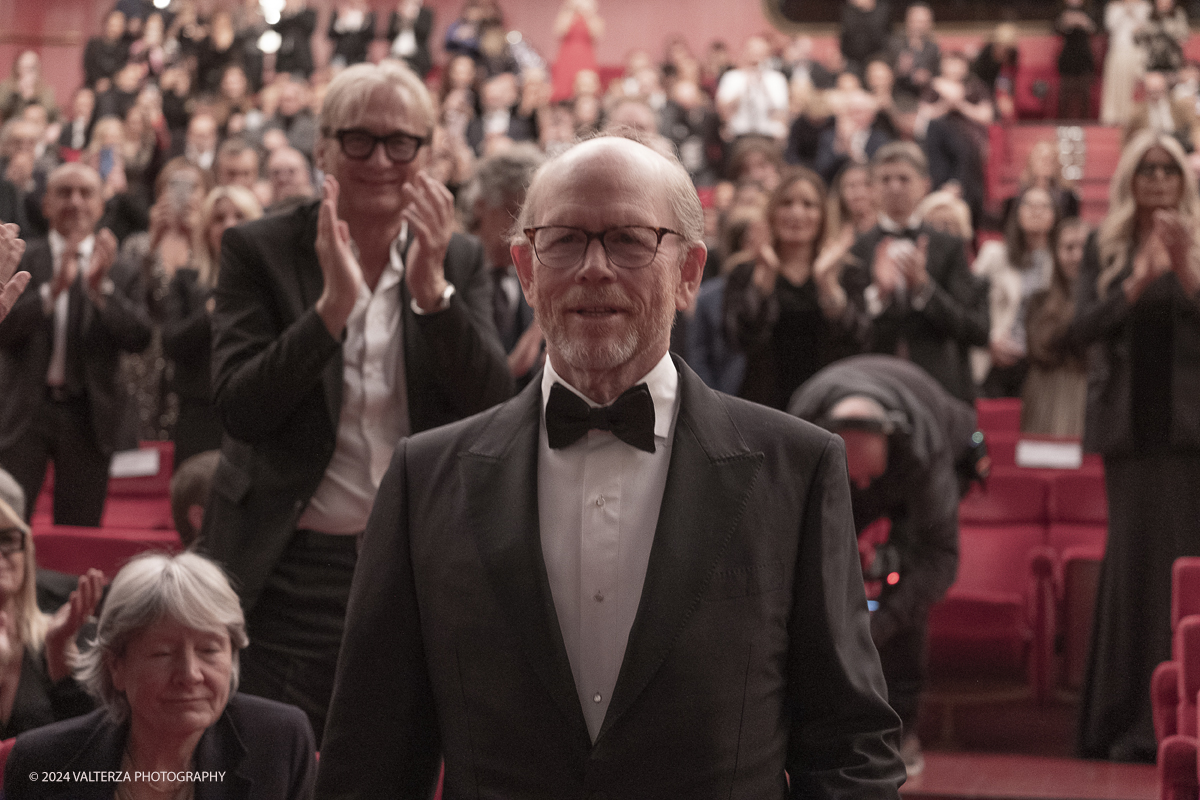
[42,231,95,387]
[538,352,680,742]
[297,228,411,534]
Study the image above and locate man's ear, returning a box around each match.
[675,242,707,311]
[512,241,536,308]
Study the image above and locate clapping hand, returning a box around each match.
[897,234,931,291]
[1153,209,1200,296]
[314,175,365,337]
[401,171,454,312]
[0,223,28,324]
[86,229,118,297]
[45,569,105,683]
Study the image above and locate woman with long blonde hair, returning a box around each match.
[0,497,103,739]
[1074,130,1200,762]
[162,185,262,466]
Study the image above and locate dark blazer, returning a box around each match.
[161,267,213,403]
[200,201,512,613]
[843,224,989,403]
[0,237,152,455]
[4,693,316,800]
[1070,232,1200,455]
[316,359,904,799]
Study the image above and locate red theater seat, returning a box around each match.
[1158,734,1199,800]
[975,398,1022,432]
[927,524,1057,703]
[959,467,1049,527]
[1048,471,1108,525]
[31,525,180,578]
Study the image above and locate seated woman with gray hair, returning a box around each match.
[4,552,316,800]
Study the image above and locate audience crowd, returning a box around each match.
[0,0,1197,779]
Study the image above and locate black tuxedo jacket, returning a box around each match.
[4,693,316,799]
[843,224,989,402]
[200,201,513,612]
[0,237,151,455]
[317,359,904,799]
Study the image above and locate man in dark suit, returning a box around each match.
[317,135,904,798]
[0,163,151,526]
[842,141,988,402]
[201,61,512,743]
[462,142,544,386]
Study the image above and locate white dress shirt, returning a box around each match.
[42,231,95,387]
[297,228,411,534]
[538,352,680,742]
[715,67,789,139]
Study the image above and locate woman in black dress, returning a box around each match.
[723,166,861,410]
[1074,131,1200,762]
[162,185,262,466]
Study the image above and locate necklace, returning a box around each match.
[118,750,194,800]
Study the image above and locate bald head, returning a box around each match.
[518,136,703,245]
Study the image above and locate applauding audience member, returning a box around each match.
[0,163,151,526]
[1021,217,1089,436]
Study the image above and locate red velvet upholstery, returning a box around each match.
[31,525,181,578]
[959,468,1049,527]
[1156,662,1183,742]
[1048,470,1108,525]
[1178,618,1200,739]
[927,524,1057,701]
[975,398,1022,432]
[1158,735,1199,800]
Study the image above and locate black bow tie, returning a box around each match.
[545,383,656,453]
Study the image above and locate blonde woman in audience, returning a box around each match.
[163,186,262,467]
[0,496,103,739]
[1021,217,1089,436]
[1075,131,1200,762]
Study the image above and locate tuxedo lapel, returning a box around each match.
[459,377,592,748]
[598,361,764,741]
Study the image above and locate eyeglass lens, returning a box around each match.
[338,130,422,163]
[532,226,666,269]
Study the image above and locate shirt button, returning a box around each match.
[593,692,602,703]
[593,592,604,602]
[595,496,604,507]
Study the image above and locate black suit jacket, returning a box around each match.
[4,693,316,800]
[200,201,512,612]
[316,359,904,799]
[843,224,989,402]
[0,237,152,455]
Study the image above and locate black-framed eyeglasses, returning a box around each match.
[524,226,683,270]
[1135,161,1183,178]
[333,128,430,164]
[0,528,25,557]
